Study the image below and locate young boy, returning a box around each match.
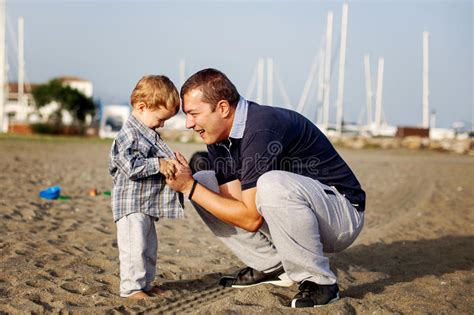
[109,75,184,300]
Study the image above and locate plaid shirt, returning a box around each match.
[109,114,184,222]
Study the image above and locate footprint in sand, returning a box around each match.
[59,248,75,255]
[84,263,106,275]
[65,223,80,232]
[60,281,88,295]
[47,239,63,246]
[47,269,60,278]
[25,242,38,249]
[29,201,52,211]
[95,227,112,235]
[25,281,40,290]
[14,250,29,256]
[82,285,109,296]
[26,295,54,313]
[34,261,44,268]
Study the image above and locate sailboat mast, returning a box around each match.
[18,16,25,107]
[256,57,264,104]
[422,31,430,128]
[322,11,333,131]
[374,57,384,134]
[364,54,373,126]
[266,57,273,105]
[335,3,349,135]
[0,0,6,133]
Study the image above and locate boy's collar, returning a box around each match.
[129,113,160,142]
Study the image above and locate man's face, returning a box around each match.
[183,89,230,144]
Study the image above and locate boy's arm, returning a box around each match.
[111,138,163,180]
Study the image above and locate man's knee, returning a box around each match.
[256,171,292,206]
[193,170,219,193]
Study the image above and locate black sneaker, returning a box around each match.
[290,281,340,308]
[219,266,293,288]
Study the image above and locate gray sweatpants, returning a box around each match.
[116,213,157,297]
[192,170,364,285]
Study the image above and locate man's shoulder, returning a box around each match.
[245,102,306,135]
[247,101,288,116]
[247,102,299,124]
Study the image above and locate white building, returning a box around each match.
[4,82,37,123]
[4,76,94,129]
[58,76,93,98]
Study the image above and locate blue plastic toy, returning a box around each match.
[39,186,61,200]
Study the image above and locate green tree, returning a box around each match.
[32,79,96,126]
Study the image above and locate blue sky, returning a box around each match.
[5,0,473,128]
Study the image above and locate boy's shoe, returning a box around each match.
[290,281,340,308]
[219,266,293,288]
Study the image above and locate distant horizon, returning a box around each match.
[4,0,473,129]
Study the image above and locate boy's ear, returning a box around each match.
[217,100,231,118]
[136,102,146,112]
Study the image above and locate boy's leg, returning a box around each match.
[256,171,365,285]
[144,217,158,292]
[192,171,281,272]
[116,212,155,297]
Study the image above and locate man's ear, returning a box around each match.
[216,100,231,118]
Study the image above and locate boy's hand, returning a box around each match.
[159,158,176,180]
[165,152,195,195]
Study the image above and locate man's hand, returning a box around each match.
[159,158,176,180]
[166,152,194,195]
[167,152,263,232]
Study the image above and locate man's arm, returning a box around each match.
[195,180,263,232]
[167,153,263,232]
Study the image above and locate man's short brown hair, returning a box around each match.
[130,75,179,110]
[180,68,240,111]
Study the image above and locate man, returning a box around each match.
[167,68,366,308]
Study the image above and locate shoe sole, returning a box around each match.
[223,273,294,288]
[290,293,340,308]
[232,278,294,288]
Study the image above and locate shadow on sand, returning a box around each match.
[157,235,473,302]
[157,269,236,291]
[333,235,474,298]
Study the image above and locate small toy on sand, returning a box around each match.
[39,186,61,200]
[89,188,98,197]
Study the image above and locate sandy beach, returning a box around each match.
[0,135,472,314]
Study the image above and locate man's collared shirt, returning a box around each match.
[207,98,366,211]
[109,114,184,222]
[228,97,248,139]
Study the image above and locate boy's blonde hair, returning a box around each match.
[130,75,179,110]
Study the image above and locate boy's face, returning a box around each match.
[135,103,177,129]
